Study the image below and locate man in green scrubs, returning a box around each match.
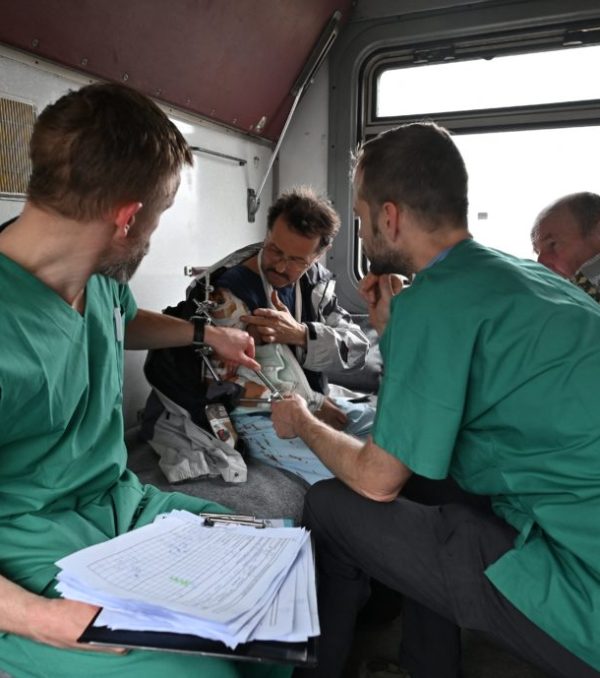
[0,83,289,678]
[271,123,600,677]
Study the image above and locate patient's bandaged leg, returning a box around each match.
[232,399,375,485]
[208,288,325,411]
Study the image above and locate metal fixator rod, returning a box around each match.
[247,10,342,223]
[191,146,247,166]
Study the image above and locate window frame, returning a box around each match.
[363,24,600,138]
[326,2,600,312]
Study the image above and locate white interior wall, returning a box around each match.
[278,65,329,198]
[277,64,337,275]
[0,47,273,427]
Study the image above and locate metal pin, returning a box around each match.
[198,350,222,384]
[254,370,284,400]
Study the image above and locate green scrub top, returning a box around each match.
[372,239,600,670]
[0,256,289,678]
[0,255,137,519]
[0,254,140,590]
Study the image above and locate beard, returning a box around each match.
[98,241,150,284]
[368,249,414,277]
[363,231,414,277]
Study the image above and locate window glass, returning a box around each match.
[456,126,600,259]
[377,44,600,117]
[354,126,600,274]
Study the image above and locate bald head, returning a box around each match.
[531,192,600,278]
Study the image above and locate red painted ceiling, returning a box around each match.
[0,0,354,141]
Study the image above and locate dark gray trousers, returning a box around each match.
[298,478,599,678]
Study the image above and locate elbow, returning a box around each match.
[352,335,372,370]
[350,350,368,371]
[354,485,400,503]
[340,338,370,371]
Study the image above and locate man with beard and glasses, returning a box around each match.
[0,83,292,678]
[270,123,600,678]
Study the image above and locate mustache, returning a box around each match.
[264,268,291,284]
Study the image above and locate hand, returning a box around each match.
[204,325,259,371]
[358,273,404,335]
[241,291,307,346]
[244,322,263,346]
[30,598,126,653]
[271,394,310,438]
[315,398,348,430]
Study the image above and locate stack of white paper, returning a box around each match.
[55,510,319,648]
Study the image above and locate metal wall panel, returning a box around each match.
[0,0,353,141]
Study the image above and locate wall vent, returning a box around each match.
[0,97,35,195]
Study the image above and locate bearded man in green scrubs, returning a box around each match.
[0,83,290,678]
[271,123,600,678]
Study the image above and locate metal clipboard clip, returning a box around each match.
[200,512,267,529]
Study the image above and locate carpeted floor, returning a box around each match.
[125,427,309,524]
[344,613,549,678]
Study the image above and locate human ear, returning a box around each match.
[380,202,402,241]
[113,202,143,237]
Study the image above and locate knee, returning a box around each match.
[302,478,348,533]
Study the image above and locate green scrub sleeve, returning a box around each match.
[371,290,473,480]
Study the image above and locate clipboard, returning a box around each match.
[78,610,317,667]
[77,514,318,667]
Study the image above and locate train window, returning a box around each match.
[376,45,600,117]
[357,39,600,271]
[455,125,600,258]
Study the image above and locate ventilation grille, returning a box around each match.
[0,97,36,195]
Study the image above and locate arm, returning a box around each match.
[0,574,123,652]
[242,281,372,374]
[124,308,194,349]
[271,394,411,501]
[302,280,371,373]
[124,308,259,370]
